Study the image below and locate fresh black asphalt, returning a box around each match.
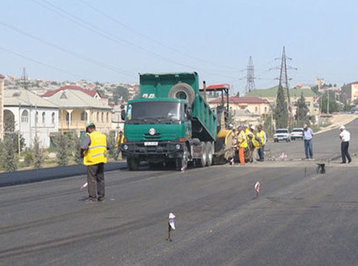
[0,118,357,265]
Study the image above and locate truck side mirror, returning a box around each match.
[121,109,126,120]
[186,108,192,120]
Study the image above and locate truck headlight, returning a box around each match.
[123,144,128,150]
[175,144,181,150]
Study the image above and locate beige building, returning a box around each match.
[42,88,112,136]
[0,74,4,139]
[209,96,271,116]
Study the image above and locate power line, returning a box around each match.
[31,0,239,80]
[0,45,89,80]
[79,0,238,72]
[0,21,136,79]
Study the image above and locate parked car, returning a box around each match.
[274,128,291,142]
[290,128,304,140]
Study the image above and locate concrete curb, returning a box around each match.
[0,161,127,187]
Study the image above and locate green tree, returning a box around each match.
[343,104,352,112]
[107,131,116,160]
[321,93,338,114]
[274,85,288,128]
[33,136,43,169]
[295,93,309,127]
[73,135,82,164]
[263,113,274,139]
[3,135,17,172]
[54,133,68,166]
[311,85,319,95]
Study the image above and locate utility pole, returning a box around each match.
[272,46,297,126]
[21,67,28,90]
[327,91,330,114]
[245,56,256,93]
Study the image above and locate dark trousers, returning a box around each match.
[304,139,313,159]
[87,163,105,199]
[257,146,264,161]
[341,141,351,163]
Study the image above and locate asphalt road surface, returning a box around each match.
[1,118,357,266]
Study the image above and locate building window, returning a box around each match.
[66,112,70,122]
[42,112,46,123]
[97,112,99,122]
[264,107,267,113]
[255,106,258,113]
[21,110,29,123]
[81,111,87,121]
[101,112,104,122]
[36,111,39,123]
[107,112,109,122]
[51,112,55,124]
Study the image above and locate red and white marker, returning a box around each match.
[81,182,88,190]
[254,181,260,197]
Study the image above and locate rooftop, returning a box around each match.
[42,85,101,98]
[43,89,112,109]
[4,89,58,108]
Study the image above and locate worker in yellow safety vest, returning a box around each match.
[247,131,262,163]
[80,122,108,203]
[237,126,247,165]
[256,125,266,161]
[115,130,125,160]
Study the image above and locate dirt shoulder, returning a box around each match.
[316,114,357,135]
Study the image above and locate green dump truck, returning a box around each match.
[121,72,234,170]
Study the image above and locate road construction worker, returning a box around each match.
[80,122,108,203]
[237,126,247,165]
[256,125,266,161]
[115,130,125,160]
[247,131,262,163]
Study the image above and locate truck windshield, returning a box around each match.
[127,101,182,121]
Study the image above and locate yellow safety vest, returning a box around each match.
[252,134,261,148]
[84,131,107,166]
[256,130,265,145]
[238,131,248,148]
[115,134,124,148]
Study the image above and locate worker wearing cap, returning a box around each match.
[256,125,266,161]
[247,131,262,163]
[80,122,109,203]
[339,125,352,164]
[115,130,125,160]
[237,126,247,165]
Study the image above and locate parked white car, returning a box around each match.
[290,128,304,140]
[274,128,291,142]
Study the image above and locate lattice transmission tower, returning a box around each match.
[245,56,256,93]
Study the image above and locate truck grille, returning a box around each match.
[144,133,161,140]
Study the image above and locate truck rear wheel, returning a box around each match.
[168,83,195,105]
[127,158,139,171]
[197,142,207,167]
[206,142,213,166]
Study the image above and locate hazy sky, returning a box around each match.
[0,0,357,94]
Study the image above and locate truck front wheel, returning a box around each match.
[127,158,139,171]
[176,146,188,171]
